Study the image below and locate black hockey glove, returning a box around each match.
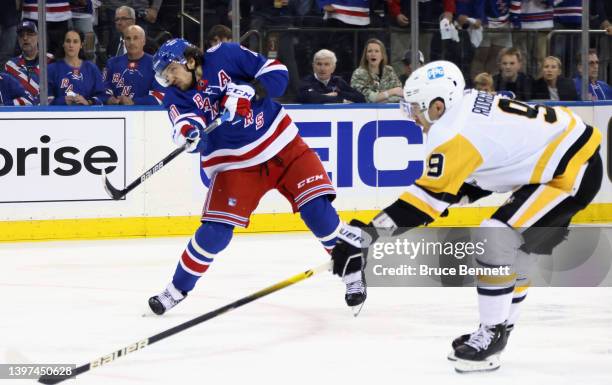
[331,220,376,277]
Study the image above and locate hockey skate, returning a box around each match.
[344,271,367,316]
[148,283,187,315]
[447,324,513,361]
[452,323,508,373]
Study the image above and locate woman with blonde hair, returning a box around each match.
[532,56,578,101]
[350,38,403,103]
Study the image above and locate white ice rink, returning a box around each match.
[2,233,611,385]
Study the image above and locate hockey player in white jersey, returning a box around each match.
[331,60,603,372]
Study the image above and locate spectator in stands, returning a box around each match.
[109,6,158,59]
[48,28,106,105]
[470,0,513,77]
[21,0,72,58]
[510,0,553,77]
[0,72,33,105]
[0,0,19,68]
[248,0,300,100]
[297,48,365,103]
[551,0,582,76]
[592,0,612,83]
[351,38,403,103]
[399,49,424,84]
[532,56,578,101]
[104,25,164,105]
[70,0,96,60]
[574,49,612,100]
[100,1,163,38]
[320,0,370,26]
[4,21,55,105]
[493,47,533,101]
[207,24,232,48]
[387,0,455,70]
[473,72,495,94]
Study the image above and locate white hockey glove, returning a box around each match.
[172,122,205,153]
[221,82,256,121]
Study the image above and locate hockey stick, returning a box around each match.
[102,110,230,200]
[37,260,333,384]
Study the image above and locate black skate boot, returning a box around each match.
[453,323,508,372]
[448,323,513,361]
[344,271,367,315]
[148,283,187,315]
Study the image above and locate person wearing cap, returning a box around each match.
[4,21,55,105]
[297,49,366,104]
[21,0,72,58]
[399,49,425,84]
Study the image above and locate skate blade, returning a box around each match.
[447,351,457,361]
[350,302,365,317]
[454,354,501,373]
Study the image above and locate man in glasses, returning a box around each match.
[4,21,54,104]
[573,48,612,100]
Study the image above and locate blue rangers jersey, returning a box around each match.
[103,53,165,105]
[162,42,297,178]
[0,72,32,106]
[48,60,107,105]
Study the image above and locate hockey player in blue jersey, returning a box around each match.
[103,25,164,105]
[147,38,366,315]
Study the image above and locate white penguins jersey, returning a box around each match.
[399,89,601,220]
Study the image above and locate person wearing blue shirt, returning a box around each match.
[48,28,107,105]
[573,49,612,101]
[104,25,164,105]
[0,71,32,105]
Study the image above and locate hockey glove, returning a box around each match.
[331,220,376,277]
[172,122,207,153]
[221,82,255,121]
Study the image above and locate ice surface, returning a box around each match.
[1,233,611,385]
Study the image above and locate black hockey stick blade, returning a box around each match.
[101,111,231,200]
[37,260,332,384]
[102,168,126,200]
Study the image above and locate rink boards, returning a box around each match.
[0,102,610,241]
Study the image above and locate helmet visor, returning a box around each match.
[400,100,426,122]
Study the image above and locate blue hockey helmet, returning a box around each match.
[153,38,195,86]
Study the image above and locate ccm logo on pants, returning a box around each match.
[297,174,324,188]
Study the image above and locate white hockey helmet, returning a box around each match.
[402,60,465,123]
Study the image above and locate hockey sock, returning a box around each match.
[172,221,234,292]
[299,196,341,253]
[476,258,516,325]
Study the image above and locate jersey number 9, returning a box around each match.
[497,99,558,123]
[427,154,444,178]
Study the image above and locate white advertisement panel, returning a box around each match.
[0,117,126,203]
